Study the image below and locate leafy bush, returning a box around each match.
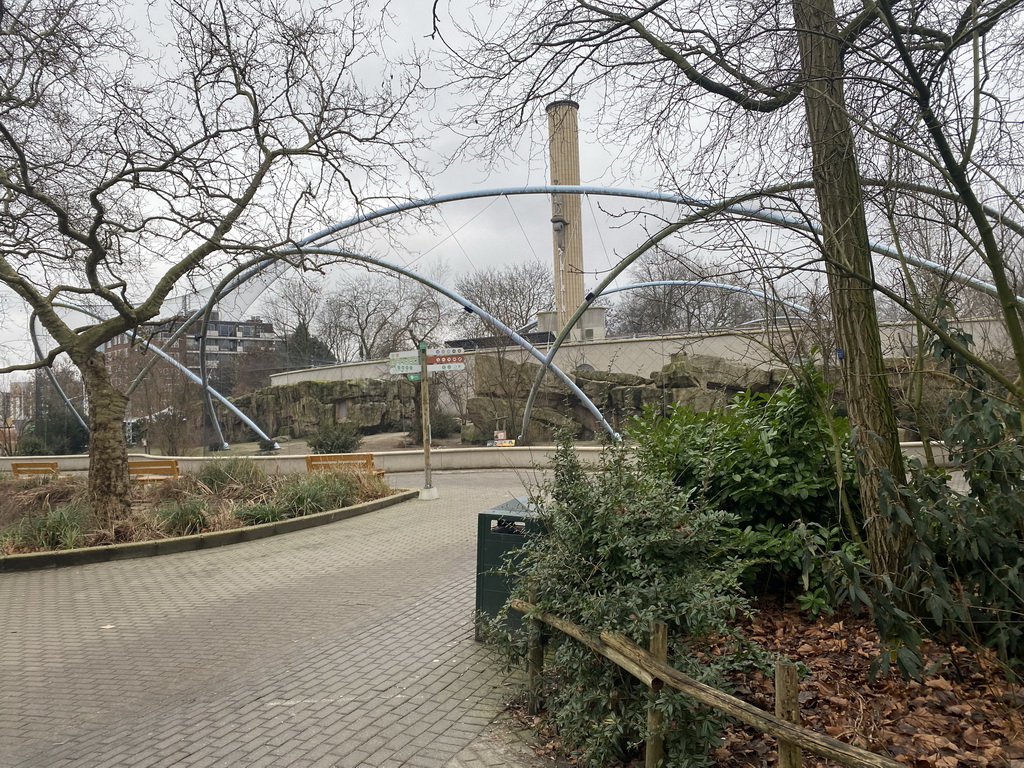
[631,366,857,529]
[430,411,460,439]
[4,502,88,550]
[195,457,267,495]
[867,335,1024,676]
[156,498,207,536]
[307,422,362,454]
[16,435,51,456]
[275,471,357,517]
[732,521,867,614]
[630,366,862,609]
[491,435,758,766]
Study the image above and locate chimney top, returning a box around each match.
[545,99,579,112]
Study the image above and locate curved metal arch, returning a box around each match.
[138,182,1024,387]
[511,189,1024,444]
[303,185,1024,306]
[268,246,621,440]
[177,243,619,443]
[126,184,1024,447]
[602,281,811,315]
[32,302,276,445]
[299,185,1024,444]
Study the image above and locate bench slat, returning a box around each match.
[11,461,60,478]
[306,453,384,477]
[128,459,180,481]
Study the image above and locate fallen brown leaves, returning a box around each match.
[509,603,1023,768]
[720,606,1024,768]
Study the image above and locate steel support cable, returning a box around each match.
[601,281,812,315]
[28,312,89,432]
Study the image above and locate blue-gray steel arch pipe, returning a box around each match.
[31,303,276,445]
[601,281,811,315]
[42,185,1021,446]
[159,186,1024,446]
[279,246,621,440]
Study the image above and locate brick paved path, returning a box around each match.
[0,469,559,768]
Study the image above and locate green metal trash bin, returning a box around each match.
[475,496,541,640]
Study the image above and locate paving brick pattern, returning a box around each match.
[0,469,556,768]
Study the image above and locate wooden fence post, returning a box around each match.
[646,620,668,768]
[527,593,544,716]
[775,658,802,768]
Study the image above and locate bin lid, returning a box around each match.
[480,496,538,519]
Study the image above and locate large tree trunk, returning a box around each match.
[792,0,907,577]
[79,350,132,527]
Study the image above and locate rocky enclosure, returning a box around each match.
[223,352,952,443]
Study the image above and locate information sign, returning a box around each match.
[389,346,467,374]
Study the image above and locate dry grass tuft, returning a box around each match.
[204,503,245,532]
[0,476,88,530]
[350,470,392,501]
[1,460,395,554]
[89,509,168,546]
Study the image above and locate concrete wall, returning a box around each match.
[0,446,607,477]
[0,441,947,478]
[270,317,1014,392]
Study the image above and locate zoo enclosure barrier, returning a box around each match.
[510,599,903,768]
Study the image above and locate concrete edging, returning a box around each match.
[0,489,419,573]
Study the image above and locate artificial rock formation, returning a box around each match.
[226,378,415,442]
[231,351,939,445]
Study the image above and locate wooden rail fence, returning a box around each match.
[510,598,902,768]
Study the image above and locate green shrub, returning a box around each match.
[867,335,1024,676]
[731,520,867,614]
[236,502,286,525]
[195,457,267,495]
[16,435,51,456]
[275,471,357,517]
[156,498,207,536]
[307,422,362,454]
[631,366,857,529]
[430,411,460,439]
[630,365,862,609]
[4,501,88,550]
[491,434,759,766]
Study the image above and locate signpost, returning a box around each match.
[388,348,466,374]
[388,346,465,500]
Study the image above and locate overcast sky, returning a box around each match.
[0,0,808,372]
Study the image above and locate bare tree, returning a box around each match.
[454,258,554,336]
[316,271,451,361]
[263,277,325,343]
[440,0,1024,578]
[608,250,763,334]
[0,0,424,522]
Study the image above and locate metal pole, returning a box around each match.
[418,341,438,500]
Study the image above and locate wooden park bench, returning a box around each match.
[128,458,181,483]
[10,461,61,479]
[305,453,385,478]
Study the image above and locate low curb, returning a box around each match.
[0,489,419,573]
